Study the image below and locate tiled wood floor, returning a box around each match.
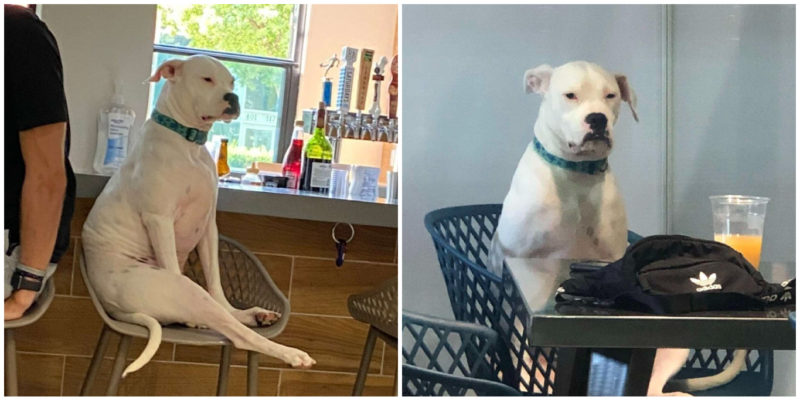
[10,198,398,396]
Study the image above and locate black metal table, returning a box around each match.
[504,258,796,395]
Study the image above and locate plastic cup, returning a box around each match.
[710,195,769,268]
[329,166,349,198]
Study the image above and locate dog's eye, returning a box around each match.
[606,93,616,99]
[203,77,213,83]
[565,93,577,100]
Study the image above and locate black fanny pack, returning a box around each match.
[555,235,795,314]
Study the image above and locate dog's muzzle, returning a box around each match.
[223,92,240,116]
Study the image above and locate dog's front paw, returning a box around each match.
[232,307,281,327]
[282,348,316,369]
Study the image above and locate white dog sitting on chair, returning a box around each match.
[82,55,315,377]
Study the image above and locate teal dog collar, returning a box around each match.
[151,110,208,145]
[532,135,608,175]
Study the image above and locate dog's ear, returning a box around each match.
[146,59,184,83]
[615,74,639,122]
[524,64,553,95]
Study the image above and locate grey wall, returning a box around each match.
[670,6,795,395]
[402,4,667,318]
[670,5,795,262]
[41,4,158,175]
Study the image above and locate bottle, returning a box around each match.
[242,162,262,185]
[93,80,136,175]
[217,138,230,178]
[282,121,305,190]
[300,103,333,193]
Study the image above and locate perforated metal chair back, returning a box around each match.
[424,204,772,396]
[347,276,398,338]
[402,311,521,396]
[184,235,290,337]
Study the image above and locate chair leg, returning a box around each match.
[106,335,132,396]
[352,326,379,396]
[81,325,113,395]
[247,351,259,396]
[216,345,232,396]
[5,329,18,396]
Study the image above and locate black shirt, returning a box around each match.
[5,5,76,263]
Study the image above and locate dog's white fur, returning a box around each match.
[82,55,315,377]
[489,61,744,395]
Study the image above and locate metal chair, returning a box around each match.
[424,204,773,396]
[4,277,56,396]
[78,234,289,396]
[402,310,521,396]
[348,276,398,395]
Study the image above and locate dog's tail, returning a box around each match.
[488,232,505,277]
[111,312,162,378]
[673,349,747,392]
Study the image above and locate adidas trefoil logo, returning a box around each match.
[690,272,723,292]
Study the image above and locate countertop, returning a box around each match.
[75,173,397,228]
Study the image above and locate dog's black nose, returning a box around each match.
[223,92,240,115]
[585,113,608,133]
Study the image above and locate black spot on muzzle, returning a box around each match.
[585,112,608,134]
[223,92,239,115]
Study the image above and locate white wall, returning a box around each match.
[41,5,158,174]
[402,4,667,319]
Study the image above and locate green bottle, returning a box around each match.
[300,102,333,192]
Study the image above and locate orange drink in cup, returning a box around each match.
[710,195,769,269]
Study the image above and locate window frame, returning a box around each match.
[151,4,307,166]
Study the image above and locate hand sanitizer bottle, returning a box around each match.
[93,80,136,175]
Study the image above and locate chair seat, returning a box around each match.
[5,278,55,329]
[102,318,284,346]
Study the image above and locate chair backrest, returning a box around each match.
[402,311,521,396]
[424,204,551,394]
[347,276,397,338]
[403,365,522,396]
[183,234,290,335]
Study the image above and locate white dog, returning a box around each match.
[82,55,315,377]
[490,61,744,395]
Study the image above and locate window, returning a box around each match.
[149,4,305,169]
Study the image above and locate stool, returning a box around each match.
[348,276,398,395]
[79,235,290,396]
[4,277,56,396]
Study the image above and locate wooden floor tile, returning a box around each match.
[62,356,279,396]
[15,352,64,396]
[383,344,398,376]
[175,314,383,373]
[279,370,395,396]
[291,258,397,316]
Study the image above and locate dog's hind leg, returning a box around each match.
[134,270,315,369]
[196,219,280,327]
[648,348,692,396]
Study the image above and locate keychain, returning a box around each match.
[332,223,355,267]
